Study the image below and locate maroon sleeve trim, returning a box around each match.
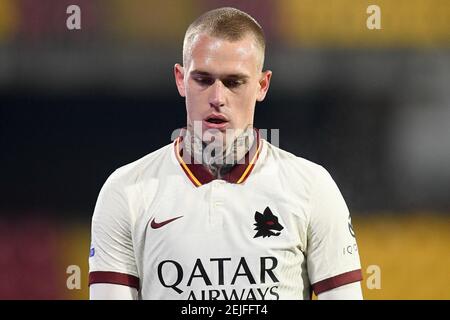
[89,271,140,290]
[312,269,362,295]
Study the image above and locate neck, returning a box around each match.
[183,127,256,179]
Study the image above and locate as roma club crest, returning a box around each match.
[253,207,284,238]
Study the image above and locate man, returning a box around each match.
[89,7,363,300]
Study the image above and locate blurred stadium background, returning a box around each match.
[0,0,449,299]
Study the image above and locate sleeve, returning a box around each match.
[88,171,140,291]
[317,281,363,300]
[306,166,362,296]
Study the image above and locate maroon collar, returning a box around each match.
[174,129,261,187]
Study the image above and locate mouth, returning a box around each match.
[203,114,229,130]
[204,114,228,124]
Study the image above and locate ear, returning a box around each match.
[256,70,272,102]
[174,63,186,97]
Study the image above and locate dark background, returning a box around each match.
[0,0,449,299]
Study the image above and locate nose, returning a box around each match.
[208,80,226,109]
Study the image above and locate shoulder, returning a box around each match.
[262,140,330,183]
[106,142,174,187]
[260,140,339,208]
[94,142,175,221]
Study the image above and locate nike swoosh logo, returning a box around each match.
[150,216,183,229]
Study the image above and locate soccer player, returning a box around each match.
[89,7,363,300]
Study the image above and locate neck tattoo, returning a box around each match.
[184,127,255,179]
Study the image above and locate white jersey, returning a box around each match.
[89,132,362,300]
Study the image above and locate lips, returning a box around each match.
[205,113,228,123]
[203,113,229,130]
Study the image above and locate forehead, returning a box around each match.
[186,33,260,75]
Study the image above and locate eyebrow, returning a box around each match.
[190,70,249,80]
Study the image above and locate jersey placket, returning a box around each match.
[208,180,227,227]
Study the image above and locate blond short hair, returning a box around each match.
[183,7,266,70]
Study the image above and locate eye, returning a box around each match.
[194,77,214,86]
[223,79,244,88]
